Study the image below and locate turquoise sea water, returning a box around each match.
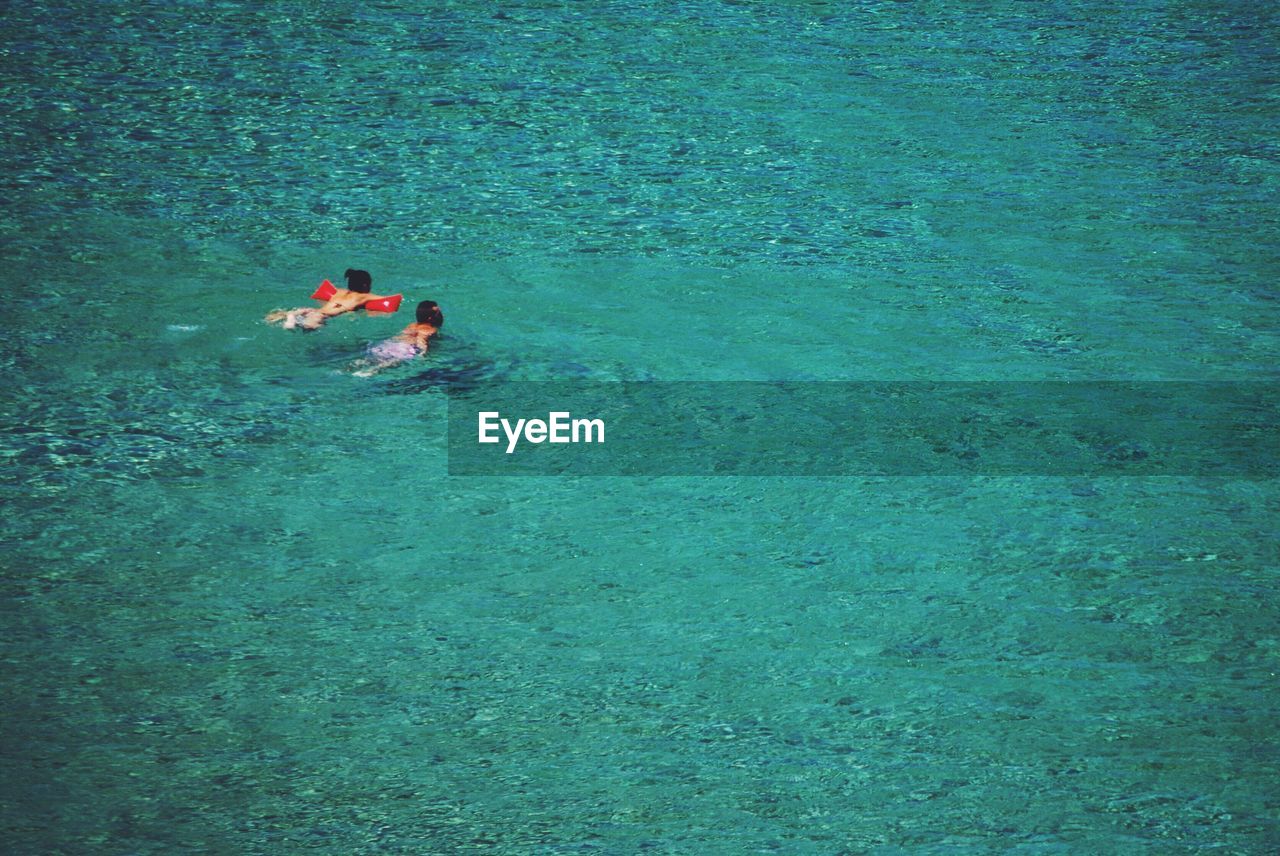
[2,2,1278,852]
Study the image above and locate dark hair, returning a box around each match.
[416,300,443,328]
[344,268,372,293]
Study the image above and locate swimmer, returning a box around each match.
[265,269,398,331]
[350,300,444,377]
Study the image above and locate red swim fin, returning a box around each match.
[311,279,338,301]
[364,293,403,313]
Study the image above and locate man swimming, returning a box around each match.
[265,269,397,331]
[351,300,444,376]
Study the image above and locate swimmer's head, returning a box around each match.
[344,268,373,293]
[417,300,443,328]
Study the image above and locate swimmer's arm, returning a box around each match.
[352,291,398,310]
[317,297,357,317]
[315,289,368,317]
[317,291,399,318]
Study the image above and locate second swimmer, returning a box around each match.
[350,300,443,376]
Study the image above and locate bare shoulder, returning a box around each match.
[413,324,438,348]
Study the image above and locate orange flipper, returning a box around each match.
[363,294,403,313]
[311,279,338,301]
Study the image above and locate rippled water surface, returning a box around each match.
[2,1,1278,852]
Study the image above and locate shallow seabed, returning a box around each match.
[2,1,1278,853]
